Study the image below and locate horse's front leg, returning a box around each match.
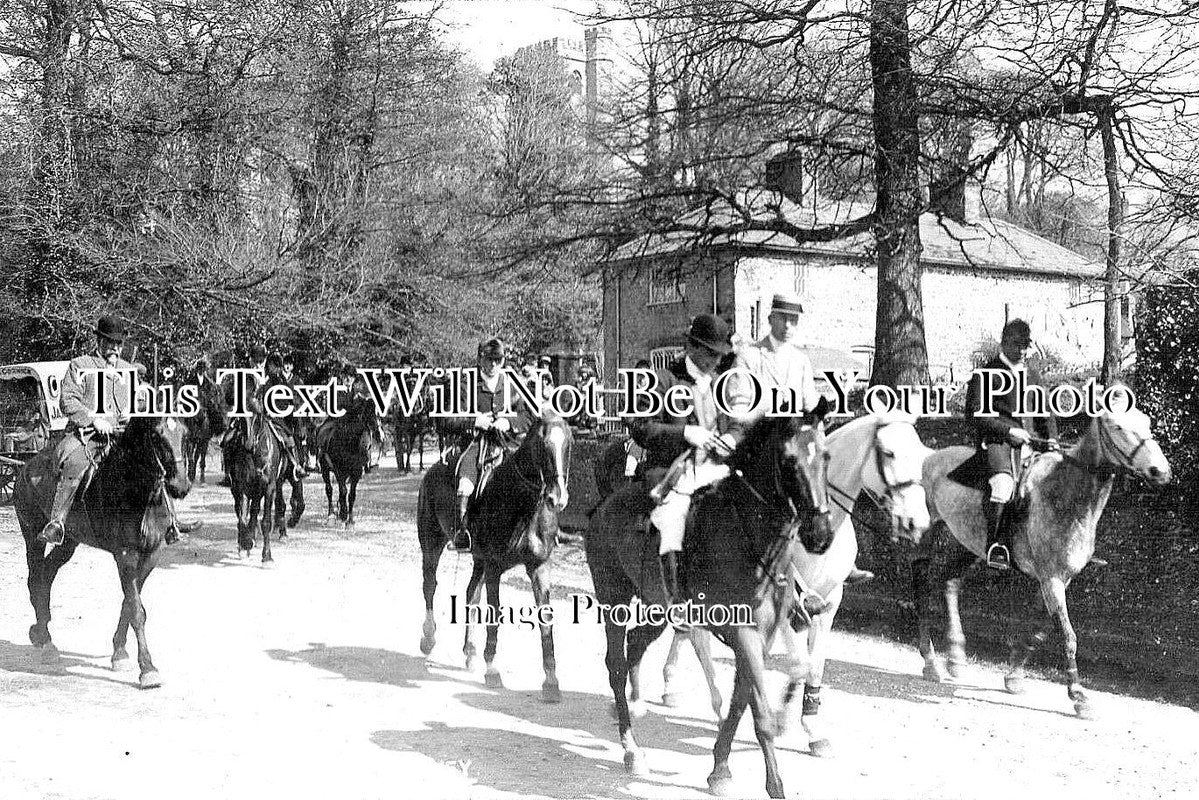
[482,566,504,688]
[345,476,358,532]
[735,627,786,798]
[525,562,560,702]
[775,619,806,738]
[910,555,944,681]
[1042,576,1092,718]
[322,468,336,521]
[462,559,485,671]
[337,475,348,523]
[116,550,162,689]
[274,477,288,540]
[604,621,645,774]
[709,652,752,797]
[799,588,842,758]
[198,442,208,484]
[260,482,275,563]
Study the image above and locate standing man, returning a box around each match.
[722,293,874,586]
[630,314,736,610]
[965,318,1058,570]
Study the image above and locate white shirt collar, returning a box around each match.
[684,356,712,387]
[481,370,501,392]
[998,352,1025,372]
[767,334,790,351]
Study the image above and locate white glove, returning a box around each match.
[92,418,115,435]
[1008,428,1032,446]
[492,417,512,433]
[684,425,720,449]
[474,414,492,431]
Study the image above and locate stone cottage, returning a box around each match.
[601,191,1115,385]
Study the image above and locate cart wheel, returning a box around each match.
[0,465,13,505]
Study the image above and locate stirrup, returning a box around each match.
[985,543,1011,571]
[446,529,473,553]
[37,521,65,546]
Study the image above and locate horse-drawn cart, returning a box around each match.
[0,361,69,503]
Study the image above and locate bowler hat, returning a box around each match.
[96,316,127,344]
[249,343,268,361]
[687,314,733,355]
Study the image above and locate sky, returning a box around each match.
[417,1,605,69]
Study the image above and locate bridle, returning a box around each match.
[826,420,919,539]
[1058,417,1155,479]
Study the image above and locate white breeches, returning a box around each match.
[651,454,730,555]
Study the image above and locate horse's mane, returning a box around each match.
[96,417,174,510]
[727,414,804,475]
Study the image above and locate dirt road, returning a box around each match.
[1,462,1195,800]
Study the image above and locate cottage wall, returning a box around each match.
[733,254,1105,381]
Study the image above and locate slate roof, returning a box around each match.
[611,191,1102,279]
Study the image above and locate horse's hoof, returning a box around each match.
[419,635,435,656]
[1074,700,1095,720]
[139,671,163,689]
[261,558,276,568]
[922,664,945,683]
[1004,676,1026,695]
[111,655,132,672]
[465,655,479,673]
[484,671,504,689]
[39,643,61,665]
[345,523,355,533]
[809,738,833,758]
[629,698,647,719]
[662,692,683,708]
[624,750,649,776]
[947,660,965,680]
[541,683,561,704]
[28,625,48,648]
[707,768,734,797]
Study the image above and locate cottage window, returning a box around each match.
[650,346,684,370]
[793,263,808,296]
[648,272,686,306]
[749,301,761,340]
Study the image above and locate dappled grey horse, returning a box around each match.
[915,399,1171,718]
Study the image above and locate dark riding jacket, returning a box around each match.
[628,355,734,485]
[965,355,1058,474]
[443,369,534,451]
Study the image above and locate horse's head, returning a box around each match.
[867,412,932,543]
[122,415,191,499]
[526,409,573,512]
[1095,396,1171,485]
[733,399,834,554]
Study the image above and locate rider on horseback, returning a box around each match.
[965,318,1058,571]
[37,315,191,547]
[631,314,736,612]
[263,353,308,481]
[446,337,534,553]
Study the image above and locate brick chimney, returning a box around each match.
[764,151,806,204]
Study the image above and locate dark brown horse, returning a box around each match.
[417,411,572,701]
[13,416,191,689]
[316,398,376,531]
[185,378,226,484]
[586,411,833,798]
[387,379,432,473]
[223,411,288,562]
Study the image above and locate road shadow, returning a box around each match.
[372,721,711,800]
[265,643,458,690]
[0,639,138,688]
[821,658,962,704]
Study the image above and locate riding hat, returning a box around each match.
[687,314,733,356]
[478,338,506,360]
[96,315,127,344]
[770,292,804,316]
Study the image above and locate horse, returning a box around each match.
[591,435,725,723]
[587,411,833,798]
[12,416,191,689]
[763,411,931,755]
[316,398,376,531]
[417,411,572,702]
[914,401,1171,718]
[184,379,227,484]
[387,381,432,473]
[224,410,289,562]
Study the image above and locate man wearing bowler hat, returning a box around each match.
[38,315,195,546]
[721,292,874,589]
[630,314,737,614]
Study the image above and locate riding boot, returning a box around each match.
[984,500,1011,571]
[658,551,691,631]
[845,566,875,586]
[447,493,473,552]
[38,468,84,545]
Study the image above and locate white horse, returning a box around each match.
[659,411,933,753]
[915,401,1170,717]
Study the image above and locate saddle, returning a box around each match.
[946,446,1038,545]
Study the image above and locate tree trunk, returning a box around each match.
[868,0,929,388]
[1099,105,1123,383]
